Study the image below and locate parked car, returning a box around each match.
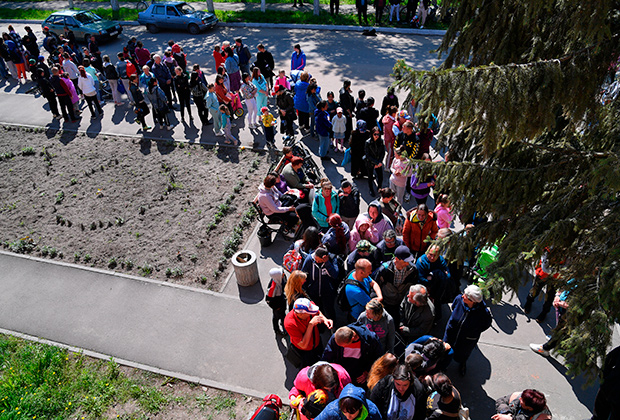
[41,10,123,44]
[138,2,218,34]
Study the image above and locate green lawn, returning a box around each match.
[0,334,171,419]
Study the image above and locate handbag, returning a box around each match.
[285,342,303,368]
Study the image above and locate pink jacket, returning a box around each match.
[434,203,453,229]
[289,362,351,402]
[349,215,379,252]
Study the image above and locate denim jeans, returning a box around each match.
[318,134,330,157]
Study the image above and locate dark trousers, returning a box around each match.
[193,95,209,124]
[84,94,102,117]
[298,110,310,129]
[357,6,368,25]
[280,112,295,136]
[330,0,339,13]
[152,107,170,126]
[178,92,192,120]
[58,94,76,121]
[135,101,149,127]
[44,93,59,116]
[160,82,173,107]
[525,275,556,319]
[267,211,298,230]
[366,162,384,192]
[376,4,384,22]
[264,125,275,144]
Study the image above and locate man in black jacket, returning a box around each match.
[49,67,77,122]
[256,44,275,90]
[339,80,355,140]
[276,85,296,137]
[375,245,418,326]
[365,127,385,196]
[358,96,380,131]
[338,179,360,229]
[37,69,59,119]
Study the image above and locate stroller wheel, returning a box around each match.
[235,108,244,118]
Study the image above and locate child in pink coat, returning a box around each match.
[434,193,453,229]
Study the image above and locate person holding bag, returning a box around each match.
[146,78,171,130]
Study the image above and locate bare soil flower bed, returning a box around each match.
[0,126,271,290]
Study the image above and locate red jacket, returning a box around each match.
[403,210,438,254]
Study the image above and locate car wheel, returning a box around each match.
[147,24,159,34]
[188,23,200,35]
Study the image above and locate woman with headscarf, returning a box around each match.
[350,120,371,179]
[366,202,394,243]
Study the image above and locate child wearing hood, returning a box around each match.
[349,216,380,252]
[314,383,382,420]
[266,267,287,336]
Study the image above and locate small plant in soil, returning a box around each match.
[115,217,125,226]
[55,191,65,205]
[1,151,15,160]
[69,177,78,186]
[83,254,92,263]
[5,237,36,254]
[108,257,118,269]
[139,206,146,215]
[124,259,134,270]
[199,276,208,285]
[74,252,81,262]
[165,267,183,278]
[21,147,35,156]
[190,254,198,263]
[140,264,153,276]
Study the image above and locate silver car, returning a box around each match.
[138,2,218,34]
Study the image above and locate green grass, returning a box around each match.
[91,6,139,21]
[0,8,53,20]
[0,334,170,419]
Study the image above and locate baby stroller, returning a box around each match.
[229,91,244,117]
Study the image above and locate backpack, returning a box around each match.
[125,60,137,77]
[282,245,303,272]
[336,275,366,313]
[248,394,282,420]
[191,80,207,98]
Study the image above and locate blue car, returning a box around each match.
[138,2,218,34]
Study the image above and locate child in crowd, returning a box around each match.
[331,107,347,152]
[273,69,291,94]
[261,106,277,145]
[219,104,238,145]
[266,267,287,336]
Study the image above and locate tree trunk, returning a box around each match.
[205,0,215,13]
[68,0,74,9]
[110,0,120,19]
[314,0,320,15]
[261,0,266,13]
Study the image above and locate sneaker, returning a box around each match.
[283,229,295,239]
[215,131,225,136]
[160,124,164,129]
[142,125,151,131]
[167,125,172,131]
[529,343,550,357]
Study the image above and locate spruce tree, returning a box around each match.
[392,0,620,381]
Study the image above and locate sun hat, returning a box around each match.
[294,298,319,315]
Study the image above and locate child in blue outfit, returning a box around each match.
[219,104,238,145]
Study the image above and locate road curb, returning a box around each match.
[0,327,275,402]
[0,18,446,35]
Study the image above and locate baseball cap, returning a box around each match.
[294,298,319,315]
[43,26,49,30]
[261,106,268,113]
[336,107,343,113]
[356,240,372,252]
[395,245,414,263]
[398,110,411,120]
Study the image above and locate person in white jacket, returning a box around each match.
[77,66,103,119]
[61,53,79,93]
[331,107,347,153]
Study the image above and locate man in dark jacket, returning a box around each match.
[322,324,382,386]
[315,100,332,159]
[49,67,77,122]
[365,127,385,196]
[369,365,428,420]
[358,96,380,130]
[37,69,59,119]
[234,38,251,75]
[416,244,454,322]
[276,85,296,137]
[374,229,404,263]
[338,179,360,229]
[152,54,173,107]
[400,284,435,342]
[339,80,355,140]
[375,245,418,326]
[255,44,274,90]
[444,284,493,376]
[301,246,339,320]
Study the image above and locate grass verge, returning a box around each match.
[0,334,170,419]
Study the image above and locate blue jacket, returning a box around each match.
[416,253,450,284]
[291,51,306,70]
[312,189,340,228]
[315,109,332,137]
[345,272,373,320]
[152,62,171,84]
[225,54,240,74]
[315,384,382,420]
[322,324,383,386]
[294,80,310,112]
[443,294,492,345]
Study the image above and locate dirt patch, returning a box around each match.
[0,125,273,290]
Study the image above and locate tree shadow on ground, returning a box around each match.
[547,356,598,413]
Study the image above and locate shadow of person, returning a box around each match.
[45,121,61,138]
[139,138,152,155]
[216,144,240,163]
[57,127,77,145]
[237,280,265,304]
[112,106,128,124]
[449,346,496,419]
[547,356,598,413]
[488,300,520,335]
[276,336,299,390]
[86,118,102,138]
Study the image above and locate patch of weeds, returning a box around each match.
[124,259,135,270]
[165,267,184,278]
[5,236,36,254]
[135,232,141,239]
[136,386,170,414]
[1,201,18,212]
[74,252,81,262]
[196,392,237,417]
[178,142,185,149]
[21,146,35,156]
[1,150,15,160]
[108,257,118,269]
[55,191,65,205]
[190,254,198,263]
[83,253,92,263]
[199,276,208,285]
[69,177,78,186]
[139,264,153,276]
